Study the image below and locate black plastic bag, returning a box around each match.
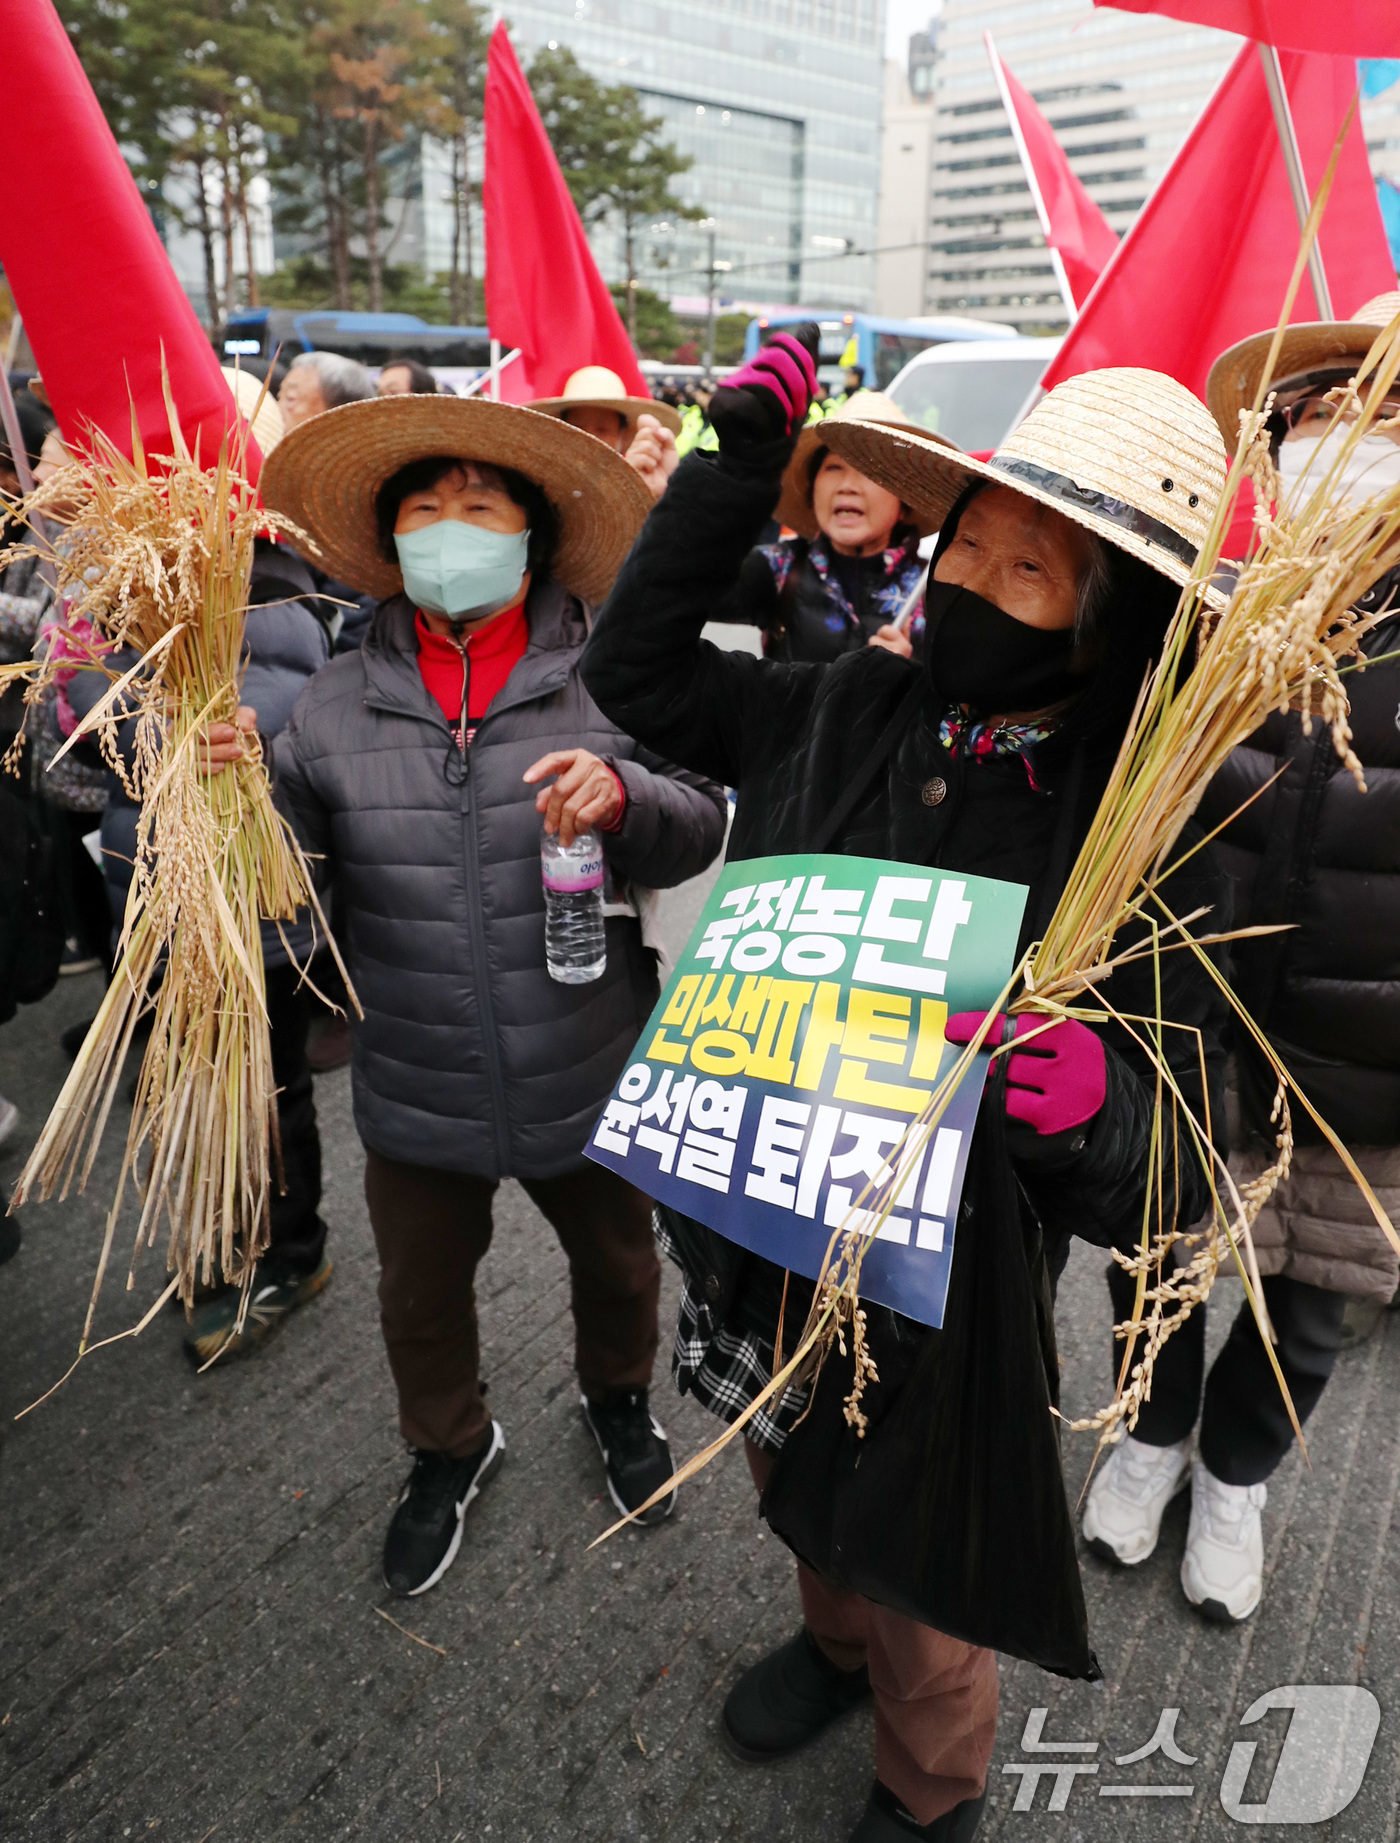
[760,1077,1100,1681]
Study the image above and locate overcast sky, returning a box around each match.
[885,0,940,63]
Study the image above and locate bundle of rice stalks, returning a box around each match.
[0,383,353,1351]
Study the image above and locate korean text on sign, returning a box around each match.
[586,855,1027,1329]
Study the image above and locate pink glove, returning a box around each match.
[946,1011,1106,1140]
[721,334,817,437]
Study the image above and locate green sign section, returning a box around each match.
[586,854,1028,1328]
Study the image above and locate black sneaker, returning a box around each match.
[722,1628,871,1763]
[581,1389,676,1525]
[848,1781,987,1842]
[182,1254,334,1365]
[383,1424,505,1597]
[59,938,102,978]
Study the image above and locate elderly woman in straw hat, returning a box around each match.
[582,335,1233,1843]
[709,392,943,663]
[1080,292,1400,1627]
[216,394,728,1598]
[531,364,683,501]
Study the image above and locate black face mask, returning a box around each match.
[925,578,1082,715]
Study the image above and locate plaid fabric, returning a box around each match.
[654,1210,807,1455]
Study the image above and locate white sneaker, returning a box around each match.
[1181,1457,1265,1622]
[1082,1432,1192,1565]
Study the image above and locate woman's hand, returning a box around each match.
[868,623,912,659]
[626,414,679,501]
[523,748,626,846]
[946,1010,1106,1153]
[198,705,257,775]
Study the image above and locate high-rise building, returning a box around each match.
[874,29,938,318]
[924,4,1400,337]
[491,1,885,309]
[927,1,1239,333]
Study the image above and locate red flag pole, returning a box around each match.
[1258,42,1335,318]
[984,31,1079,323]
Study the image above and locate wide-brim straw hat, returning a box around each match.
[259,394,655,605]
[776,390,959,538]
[1206,292,1400,449]
[822,367,1228,601]
[529,366,682,441]
[223,366,284,458]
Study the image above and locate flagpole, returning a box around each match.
[984,30,1078,325]
[1257,43,1334,321]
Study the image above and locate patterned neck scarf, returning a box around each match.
[938,709,1061,794]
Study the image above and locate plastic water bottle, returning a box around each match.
[542,825,607,984]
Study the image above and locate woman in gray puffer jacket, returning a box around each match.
[246,394,726,1599]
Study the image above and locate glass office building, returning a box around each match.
[490,0,884,309]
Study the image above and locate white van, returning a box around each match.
[884,336,1061,455]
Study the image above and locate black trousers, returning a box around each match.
[1106,1260,1346,1487]
[264,959,327,1277]
[34,799,111,967]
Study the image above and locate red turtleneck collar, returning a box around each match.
[415,598,529,749]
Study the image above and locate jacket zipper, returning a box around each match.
[458,754,514,1176]
[363,641,576,1180]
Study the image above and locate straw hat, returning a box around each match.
[529,366,683,441]
[223,366,284,458]
[259,393,654,605]
[821,367,1228,598]
[776,390,959,538]
[1206,293,1400,449]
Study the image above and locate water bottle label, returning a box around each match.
[542,848,605,893]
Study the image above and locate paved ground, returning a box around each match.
[2,869,1398,1842]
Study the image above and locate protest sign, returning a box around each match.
[586,855,1027,1328]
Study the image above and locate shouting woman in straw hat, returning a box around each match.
[582,336,1233,1842]
[1077,293,1400,1626]
[210,394,728,1596]
[531,364,683,501]
[710,391,952,663]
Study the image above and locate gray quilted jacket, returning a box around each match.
[273,580,727,1179]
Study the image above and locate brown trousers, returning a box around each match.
[746,1441,999,1827]
[364,1151,660,1458]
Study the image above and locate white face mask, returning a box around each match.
[1276,429,1400,508]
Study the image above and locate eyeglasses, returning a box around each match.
[1272,369,1400,437]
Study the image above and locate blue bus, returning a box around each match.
[222,308,492,373]
[744,310,1017,393]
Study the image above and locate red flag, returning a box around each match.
[985,35,1119,310]
[1040,45,1394,403]
[483,24,648,401]
[0,0,253,471]
[1094,0,1400,58]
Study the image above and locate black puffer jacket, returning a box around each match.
[583,444,1231,1324]
[274,579,727,1179]
[712,527,926,662]
[1199,581,1400,1146]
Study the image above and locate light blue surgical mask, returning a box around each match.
[394,519,530,625]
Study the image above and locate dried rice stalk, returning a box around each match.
[1,379,355,1349]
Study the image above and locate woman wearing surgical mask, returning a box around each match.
[218,397,729,1600]
[1083,295,1400,1629]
